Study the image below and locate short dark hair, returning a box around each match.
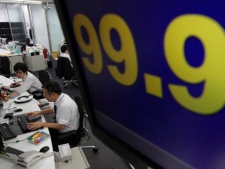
[14,62,28,73]
[42,81,62,95]
[61,45,68,53]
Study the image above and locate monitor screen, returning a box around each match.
[54,1,225,169]
[0,133,4,150]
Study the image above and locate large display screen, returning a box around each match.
[55,1,225,169]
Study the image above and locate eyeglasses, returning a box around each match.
[43,91,53,96]
[15,71,24,74]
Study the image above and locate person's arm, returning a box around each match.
[7,79,32,92]
[26,107,53,117]
[27,122,65,131]
[18,76,34,92]
[2,85,10,90]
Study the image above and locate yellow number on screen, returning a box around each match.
[73,14,102,74]
[164,14,225,115]
[99,14,138,86]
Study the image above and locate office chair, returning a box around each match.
[32,70,51,100]
[55,57,63,79]
[75,96,98,153]
[0,56,10,78]
[38,70,51,85]
[55,96,98,153]
[56,57,78,88]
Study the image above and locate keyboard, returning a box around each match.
[18,116,29,132]
[0,146,24,158]
[18,116,42,132]
[0,123,17,140]
[4,146,24,156]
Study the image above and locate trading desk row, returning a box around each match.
[0,75,54,169]
[0,75,90,169]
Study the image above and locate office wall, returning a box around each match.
[30,4,50,51]
[0,4,8,22]
[7,4,23,22]
[0,3,23,22]
[47,4,64,52]
[0,3,63,53]
[22,5,31,38]
[0,3,26,42]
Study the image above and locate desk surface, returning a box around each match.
[0,76,55,169]
[0,76,22,87]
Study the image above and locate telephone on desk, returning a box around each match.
[9,150,44,168]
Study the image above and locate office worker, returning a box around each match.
[60,44,73,67]
[25,81,80,150]
[1,62,42,93]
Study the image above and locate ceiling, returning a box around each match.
[0,0,54,4]
[29,0,54,2]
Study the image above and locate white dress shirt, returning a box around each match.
[50,93,79,133]
[9,72,42,93]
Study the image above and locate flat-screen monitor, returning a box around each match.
[54,1,225,169]
[0,134,4,150]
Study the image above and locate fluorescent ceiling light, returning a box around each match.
[0,0,42,4]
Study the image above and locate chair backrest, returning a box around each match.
[25,38,30,46]
[0,56,10,77]
[57,56,74,80]
[38,70,51,85]
[56,57,63,78]
[75,96,85,136]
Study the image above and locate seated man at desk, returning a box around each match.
[60,44,73,67]
[25,81,80,151]
[1,62,42,93]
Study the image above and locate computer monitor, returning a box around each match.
[54,1,225,169]
[0,133,4,150]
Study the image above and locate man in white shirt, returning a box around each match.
[2,62,42,93]
[25,81,80,151]
[60,44,73,67]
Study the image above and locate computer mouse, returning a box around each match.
[14,108,23,112]
[4,113,13,119]
[39,146,49,153]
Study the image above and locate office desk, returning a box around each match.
[0,75,55,169]
[0,54,23,74]
[0,75,22,87]
[25,55,46,72]
[8,54,23,74]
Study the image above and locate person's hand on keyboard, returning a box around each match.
[25,111,39,117]
[27,122,43,131]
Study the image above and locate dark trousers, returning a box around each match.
[49,128,80,151]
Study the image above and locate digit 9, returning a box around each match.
[73,14,102,74]
[164,14,225,114]
[73,14,138,86]
[99,14,138,86]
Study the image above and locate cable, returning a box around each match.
[42,151,60,162]
[4,137,27,145]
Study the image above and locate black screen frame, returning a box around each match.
[0,133,4,150]
[54,1,162,168]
